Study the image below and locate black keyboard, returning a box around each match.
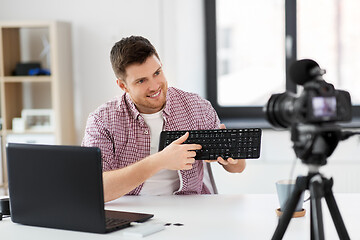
[158,128,262,160]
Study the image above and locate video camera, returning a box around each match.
[264,59,354,165]
[265,59,352,129]
[266,59,360,240]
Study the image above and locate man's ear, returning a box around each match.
[116,79,128,93]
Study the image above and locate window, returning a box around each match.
[205,0,360,124]
[297,0,360,105]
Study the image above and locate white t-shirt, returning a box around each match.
[139,111,180,195]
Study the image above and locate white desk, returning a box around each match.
[1,194,360,239]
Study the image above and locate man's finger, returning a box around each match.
[187,151,197,158]
[172,132,189,144]
[217,157,228,165]
[187,158,196,164]
[184,144,202,151]
[226,158,239,164]
[219,124,226,129]
[183,163,193,170]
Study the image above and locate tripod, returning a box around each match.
[272,165,350,240]
[271,124,354,240]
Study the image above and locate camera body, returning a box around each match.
[301,80,351,123]
[265,60,352,128]
[265,59,353,165]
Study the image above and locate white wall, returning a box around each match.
[0,0,205,144]
[1,0,359,194]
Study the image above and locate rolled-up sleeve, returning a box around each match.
[82,113,115,171]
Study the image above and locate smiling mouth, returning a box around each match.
[148,89,161,98]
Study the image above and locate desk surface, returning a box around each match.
[1,194,360,239]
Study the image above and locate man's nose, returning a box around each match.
[148,78,160,91]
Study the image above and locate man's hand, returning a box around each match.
[103,132,201,202]
[158,132,202,171]
[204,124,246,173]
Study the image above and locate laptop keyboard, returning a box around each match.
[106,217,131,228]
[158,128,262,160]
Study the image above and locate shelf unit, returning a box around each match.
[0,21,76,192]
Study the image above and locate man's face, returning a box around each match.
[117,55,168,114]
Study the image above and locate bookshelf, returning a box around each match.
[0,21,76,192]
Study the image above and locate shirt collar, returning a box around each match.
[124,93,141,120]
[162,89,171,117]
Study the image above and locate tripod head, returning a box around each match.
[290,123,342,166]
[290,123,360,166]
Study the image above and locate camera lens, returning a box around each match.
[264,92,296,128]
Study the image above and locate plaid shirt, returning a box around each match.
[82,87,220,195]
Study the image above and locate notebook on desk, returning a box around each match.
[6,143,153,233]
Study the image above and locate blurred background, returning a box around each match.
[0,0,359,195]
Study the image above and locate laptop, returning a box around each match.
[6,143,153,233]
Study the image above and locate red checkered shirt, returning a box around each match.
[82,87,220,195]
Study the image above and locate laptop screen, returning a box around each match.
[6,143,107,232]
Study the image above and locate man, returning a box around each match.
[82,36,245,202]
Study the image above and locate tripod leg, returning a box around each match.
[309,175,325,240]
[323,178,350,240]
[272,177,306,240]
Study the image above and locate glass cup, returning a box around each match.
[276,179,305,212]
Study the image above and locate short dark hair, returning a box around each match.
[110,36,160,80]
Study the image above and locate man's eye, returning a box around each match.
[138,79,145,84]
[154,71,161,76]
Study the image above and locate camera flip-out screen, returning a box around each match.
[312,96,337,118]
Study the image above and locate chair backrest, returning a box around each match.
[205,162,218,194]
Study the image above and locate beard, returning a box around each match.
[132,84,168,114]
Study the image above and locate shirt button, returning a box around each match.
[144,130,149,134]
